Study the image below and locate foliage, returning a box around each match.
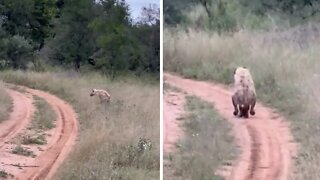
[0,0,160,77]
[164,0,320,31]
[239,0,320,20]
[48,0,97,70]
[163,0,194,25]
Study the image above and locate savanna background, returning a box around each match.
[164,0,320,179]
[0,0,159,179]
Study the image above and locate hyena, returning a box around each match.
[90,88,111,103]
[232,67,256,118]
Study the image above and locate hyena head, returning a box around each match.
[90,89,97,96]
[234,66,247,75]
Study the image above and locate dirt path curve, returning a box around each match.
[17,87,79,180]
[164,91,186,154]
[163,91,186,179]
[0,85,78,180]
[164,73,296,180]
[0,89,34,149]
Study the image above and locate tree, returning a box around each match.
[0,0,57,50]
[49,0,97,70]
[197,0,237,32]
[239,0,320,20]
[163,0,194,25]
[89,0,134,77]
[0,0,58,70]
[0,0,160,77]
[134,4,160,73]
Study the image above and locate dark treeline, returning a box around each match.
[0,0,159,77]
[164,0,320,31]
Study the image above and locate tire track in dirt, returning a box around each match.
[164,91,186,154]
[164,73,296,180]
[16,87,79,180]
[0,89,34,149]
[0,85,78,180]
[163,91,186,179]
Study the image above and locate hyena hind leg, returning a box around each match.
[244,108,249,118]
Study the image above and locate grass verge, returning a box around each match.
[21,134,47,145]
[0,70,159,180]
[12,145,36,157]
[0,81,13,122]
[15,96,55,146]
[0,170,13,178]
[32,96,56,130]
[166,96,236,180]
[164,83,182,93]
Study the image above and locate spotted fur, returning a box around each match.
[232,67,256,118]
[90,88,111,103]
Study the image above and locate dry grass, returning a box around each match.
[0,71,159,180]
[21,134,47,145]
[32,96,56,130]
[164,23,320,179]
[0,81,13,122]
[165,95,236,180]
[0,170,13,178]
[163,83,181,93]
[12,145,36,157]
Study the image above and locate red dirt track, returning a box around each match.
[164,91,185,154]
[0,89,34,149]
[164,73,296,180]
[0,85,78,180]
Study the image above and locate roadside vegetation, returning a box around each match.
[164,0,320,178]
[21,134,47,145]
[32,96,56,130]
[166,96,236,179]
[0,81,13,122]
[12,145,36,158]
[0,170,13,178]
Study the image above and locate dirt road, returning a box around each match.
[0,85,78,180]
[163,91,186,154]
[164,73,296,180]
[0,89,35,149]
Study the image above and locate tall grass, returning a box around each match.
[164,23,320,179]
[177,0,292,32]
[166,96,236,179]
[0,81,13,122]
[0,70,160,180]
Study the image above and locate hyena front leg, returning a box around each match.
[232,95,239,116]
[99,95,105,103]
[250,98,256,116]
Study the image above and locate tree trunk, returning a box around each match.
[74,55,81,71]
[199,0,212,18]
